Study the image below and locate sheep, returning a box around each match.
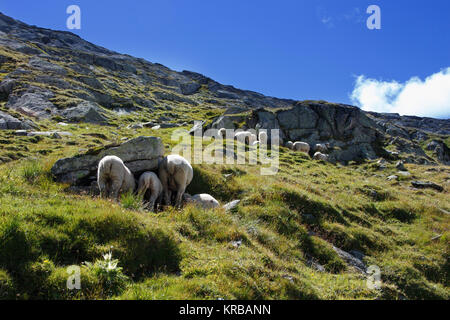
[285,141,294,149]
[137,171,163,211]
[158,154,194,208]
[292,141,310,154]
[184,193,220,209]
[313,152,328,161]
[258,131,268,144]
[314,143,330,153]
[234,131,256,145]
[97,155,135,200]
[218,128,226,138]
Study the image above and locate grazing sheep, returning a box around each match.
[293,141,310,154]
[218,128,226,138]
[315,143,329,153]
[285,141,294,149]
[158,154,193,207]
[313,152,328,161]
[258,131,268,144]
[97,155,135,200]
[234,131,257,145]
[184,193,220,209]
[137,171,163,211]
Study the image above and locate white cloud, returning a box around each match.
[350,68,450,118]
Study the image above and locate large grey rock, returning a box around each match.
[0,111,36,130]
[6,86,55,118]
[0,78,16,97]
[51,136,164,185]
[332,246,366,274]
[180,82,201,95]
[28,56,67,75]
[426,140,450,165]
[277,104,318,129]
[60,101,108,124]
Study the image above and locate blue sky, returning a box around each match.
[1,1,449,118]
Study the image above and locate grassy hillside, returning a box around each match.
[0,122,448,300]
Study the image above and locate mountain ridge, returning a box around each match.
[0,12,448,165]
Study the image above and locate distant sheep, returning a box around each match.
[258,131,268,144]
[315,143,330,153]
[293,141,310,154]
[137,171,163,211]
[313,152,328,161]
[97,155,135,200]
[218,128,226,138]
[285,141,294,149]
[184,193,220,209]
[158,154,193,208]
[234,131,256,145]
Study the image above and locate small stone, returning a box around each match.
[387,175,398,181]
[223,200,240,212]
[397,171,411,177]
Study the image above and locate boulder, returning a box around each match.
[411,181,444,192]
[51,136,164,185]
[426,140,450,165]
[0,111,37,130]
[60,101,108,124]
[6,86,55,118]
[180,82,201,95]
[223,200,240,212]
[332,246,366,274]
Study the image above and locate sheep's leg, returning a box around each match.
[110,178,122,200]
[98,178,107,198]
[159,171,171,205]
[174,186,186,208]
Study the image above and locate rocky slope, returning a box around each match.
[0,12,448,164]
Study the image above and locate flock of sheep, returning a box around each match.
[97,130,329,211]
[98,154,218,211]
[222,127,330,161]
[285,141,330,161]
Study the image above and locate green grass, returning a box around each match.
[0,121,448,300]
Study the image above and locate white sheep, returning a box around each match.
[314,143,329,153]
[285,141,294,149]
[234,131,258,145]
[313,152,328,161]
[97,155,135,200]
[293,141,310,154]
[258,131,268,145]
[218,128,227,138]
[137,171,163,211]
[184,193,220,209]
[158,154,194,208]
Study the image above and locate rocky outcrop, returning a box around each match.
[51,136,164,185]
[0,12,448,166]
[60,101,109,124]
[0,110,37,130]
[426,140,450,165]
[367,112,450,136]
[5,86,55,119]
[210,102,385,163]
